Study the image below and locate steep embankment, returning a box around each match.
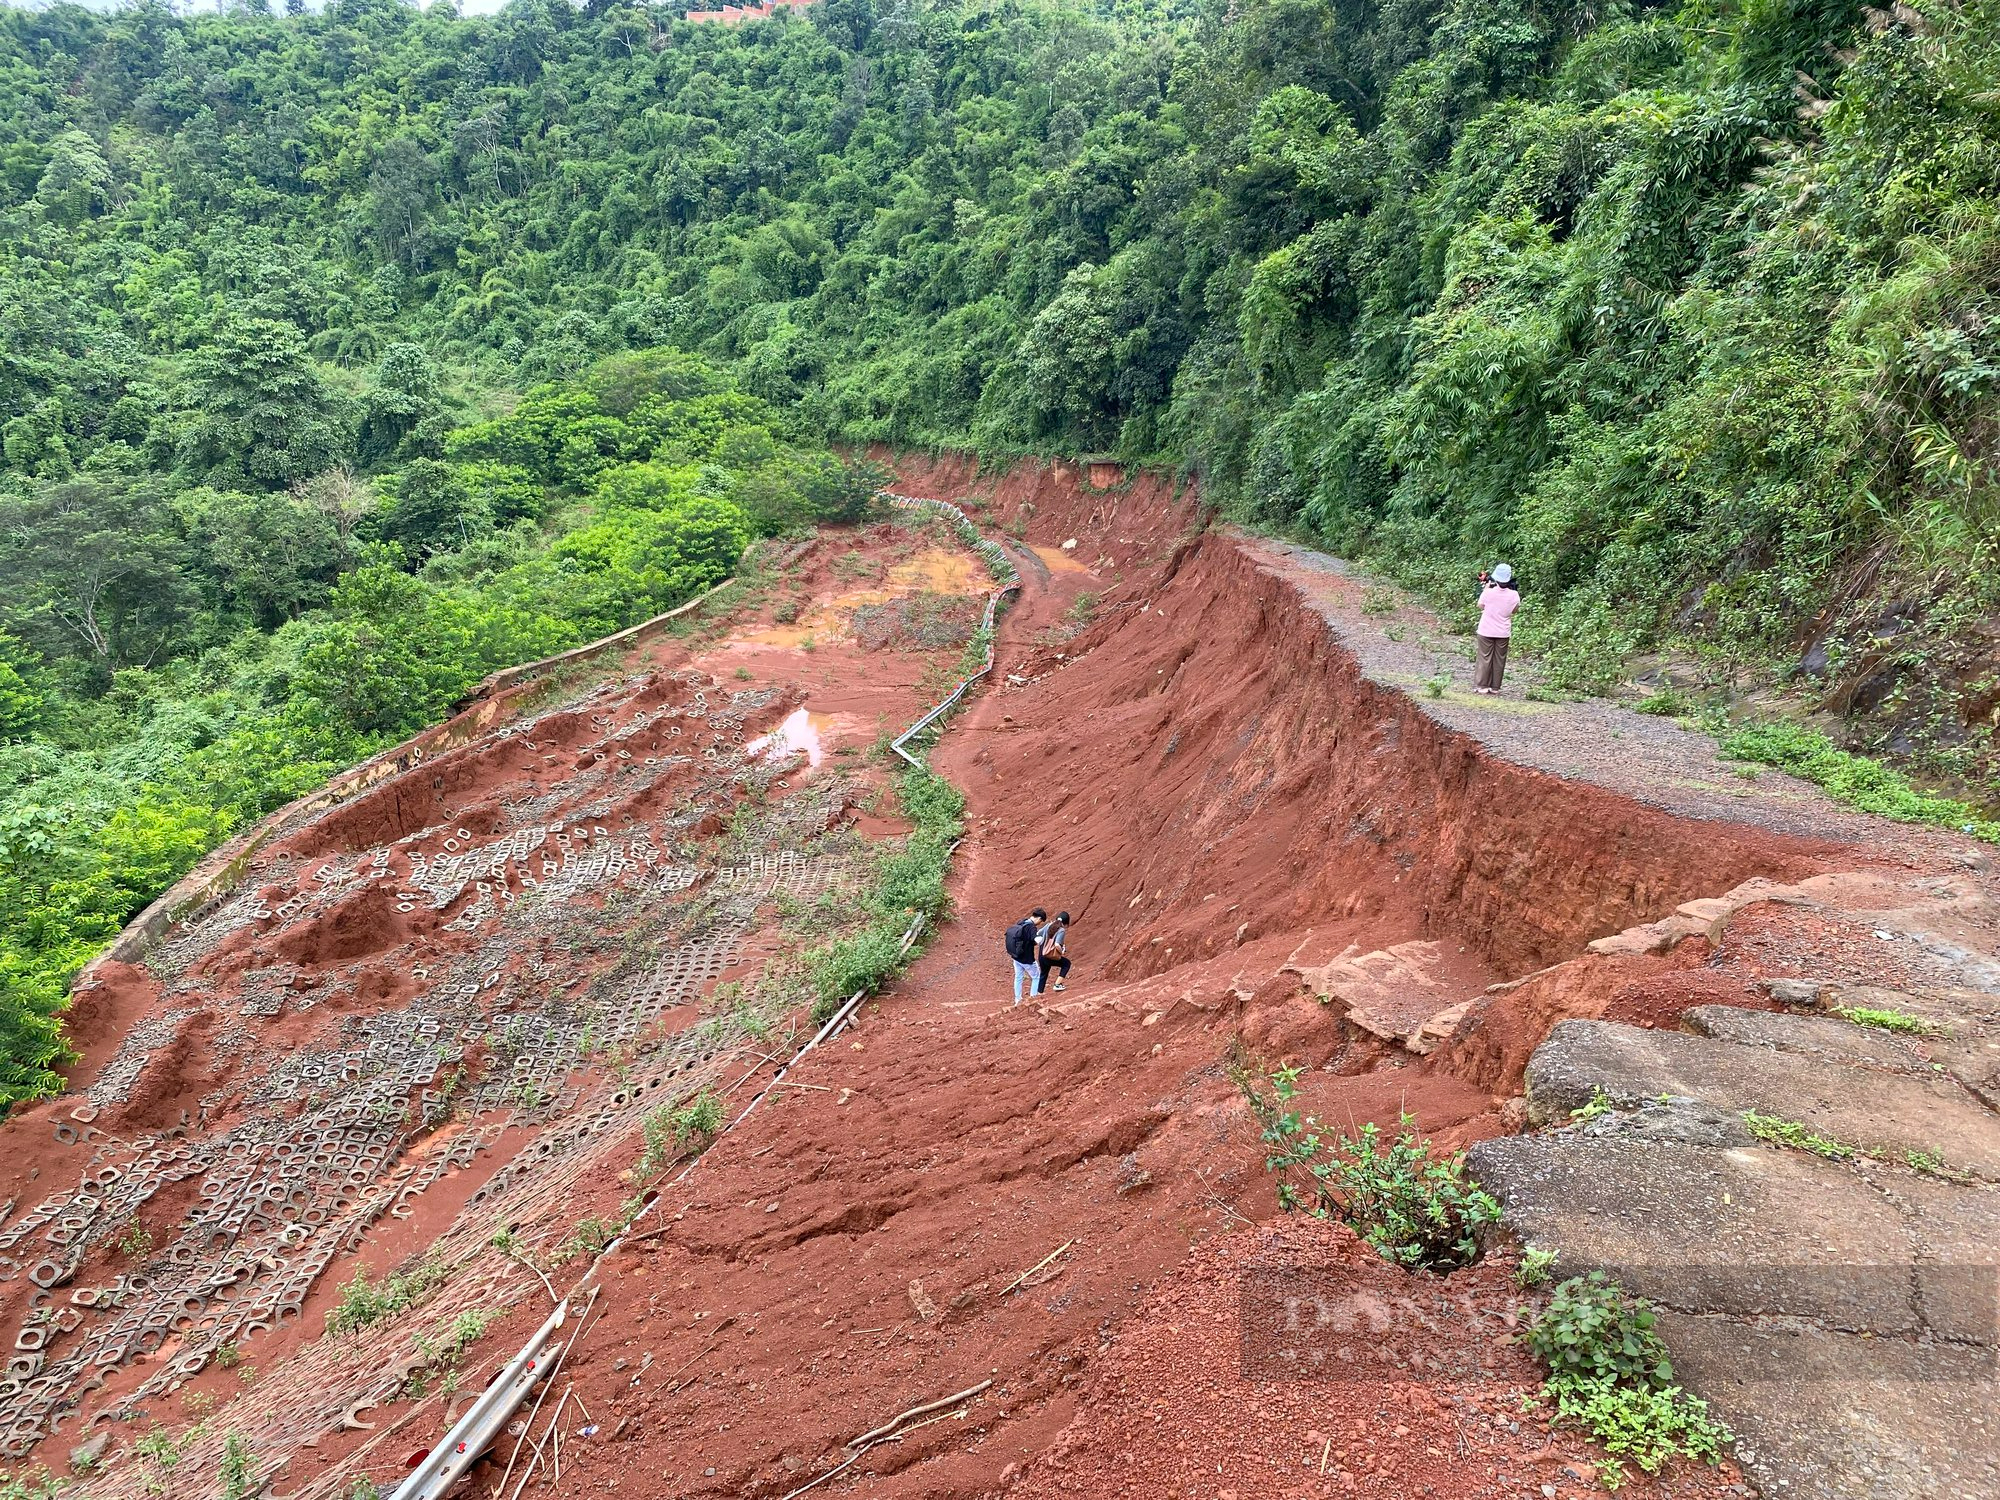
[10,456,1989,1500]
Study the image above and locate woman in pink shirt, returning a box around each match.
[1473,563,1520,694]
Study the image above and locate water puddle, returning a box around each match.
[1032,545,1094,575]
[888,549,987,592]
[746,708,834,767]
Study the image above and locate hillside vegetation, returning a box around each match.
[3,0,1997,1096]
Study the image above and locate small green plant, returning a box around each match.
[1524,1273,1731,1485]
[1904,1148,1970,1182]
[1834,1005,1941,1036]
[115,1220,154,1259]
[219,1431,255,1500]
[563,1215,617,1258]
[1238,1066,1499,1270]
[1568,1086,1616,1124]
[135,1428,183,1472]
[637,1089,725,1179]
[734,666,752,680]
[1515,1246,1559,1288]
[489,1227,518,1254]
[1633,688,1685,717]
[1423,674,1449,698]
[513,1078,549,1110]
[0,1467,64,1499]
[348,1480,383,1500]
[325,1256,450,1337]
[1743,1110,1853,1159]
[215,1343,240,1369]
[1361,585,1399,616]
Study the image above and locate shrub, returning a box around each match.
[637,1089,724,1178]
[1524,1273,1732,1485]
[325,1256,449,1336]
[1239,1066,1499,1270]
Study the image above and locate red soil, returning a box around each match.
[12,457,1895,1499]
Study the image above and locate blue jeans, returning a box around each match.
[1012,960,1040,1003]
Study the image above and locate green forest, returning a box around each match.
[3,0,1998,1101]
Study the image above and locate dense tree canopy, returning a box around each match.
[4,0,2000,1098]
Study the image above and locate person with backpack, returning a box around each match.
[1037,911,1072,994]
[1005,909,1045,1005]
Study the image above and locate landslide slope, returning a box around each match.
[12,457,1996,1500]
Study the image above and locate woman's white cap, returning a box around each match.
[1490,563,1514,583]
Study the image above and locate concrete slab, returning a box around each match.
[1656,1311,1998,1500]
[1684,1004,1936,1073]
[1470,1134,1933,1333]
[1524,1019,2000,1179]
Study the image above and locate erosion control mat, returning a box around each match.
[10,459,1996,1500]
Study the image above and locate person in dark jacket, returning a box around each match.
[1006,908,1045,1005]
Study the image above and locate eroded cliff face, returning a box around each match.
[7,455,1917,1500]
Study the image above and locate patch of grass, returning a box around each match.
[1718,720,2000,841]
[1742,1110,1853,1159]
[1904,1148,1971,1182]
[1524,1272,1732,1488]
[325,1256,451,1337]
[0,1469,64,1500]
[409,1308,499,1394]
[1361,585,1399,616]
[802,768,963,1023]
[1515,1246,1559,1288]
[1835,1005,1942,1036]
[1238,1065,1500,1271]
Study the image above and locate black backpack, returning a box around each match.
[1004,919,1036,963]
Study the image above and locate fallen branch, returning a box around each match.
[1000,1240,1074,1297]
[848,1378,994,1448]
[650,1315,736,1393]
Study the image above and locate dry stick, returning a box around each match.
[769,1080,834,1092]
[649,1314,736,1392]
[1000,1241,1074,1297]
[504,1413,555,1500]
[1319,1436,1332,1476]
[773,1446,867,1500]
[849,1379,995,1448]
